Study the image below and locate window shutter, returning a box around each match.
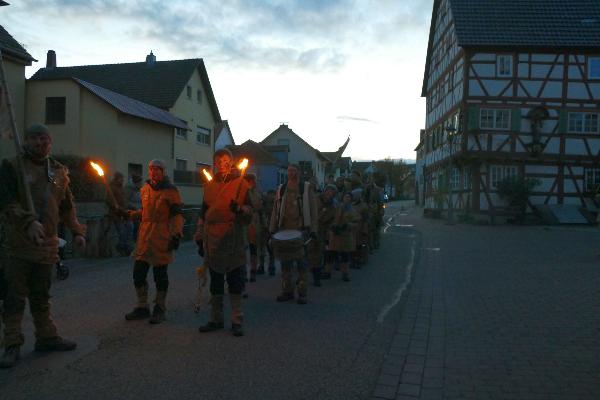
[558,109,568,133]
[511,108,521,132]
[468,106,479,131]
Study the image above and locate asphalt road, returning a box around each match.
[0,201,416,400]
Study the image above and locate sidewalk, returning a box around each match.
[373,208,600,400]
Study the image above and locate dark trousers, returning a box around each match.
[3,259,57,347]
[209,267,244,295]
[133,260,169,291]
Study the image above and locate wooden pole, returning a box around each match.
[0,49,35,214]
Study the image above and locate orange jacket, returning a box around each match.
[130,179,184,266]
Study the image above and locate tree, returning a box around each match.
[496,177,540,223]
[373,158,412,199]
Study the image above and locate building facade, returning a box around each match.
[417,0,600,218]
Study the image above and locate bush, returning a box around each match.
[53,154,105,202]
[497,177,540,222]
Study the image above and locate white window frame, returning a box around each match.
[496,55,513,77]
[480,108,510,130]
[490,165,518,188]
[462,167,471,190]
[588,56,600,80]
[568,112,599,134]
[196,126,211,146]
[584,168,600,192]
[176,124,188,140]
[450,167,460,190]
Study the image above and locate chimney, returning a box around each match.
[146,50,156,66]
[46,50,56,69]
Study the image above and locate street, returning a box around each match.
[0,202,416,400]
[2,201,600,400]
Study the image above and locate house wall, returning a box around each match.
[261,127,326,186]
[0,58,27,160]
[215,125,233,150]
[170,68,216,171]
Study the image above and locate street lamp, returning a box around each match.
[445,124,457,225]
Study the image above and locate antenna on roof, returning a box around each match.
[280,121,288,126]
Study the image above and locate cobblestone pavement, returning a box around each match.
[373,207,600,400]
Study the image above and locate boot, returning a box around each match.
[276,292,294,302]
[149,291,167,324]
[268,257,276,276]
[257,254,265,275]
[249,255,257,282]
[312,268,321,287]
[0,346,20,369]
[199,295,224,332]
[341,263,351,282]
[34,336,77,352]
[230,294,244,337]
[125,285,150,320]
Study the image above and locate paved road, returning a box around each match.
[373,206,600,400]
[0,202,416,400]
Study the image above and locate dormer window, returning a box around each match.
[496,55,513,77]
[589,57,600,79]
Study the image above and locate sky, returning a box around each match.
[2,0,432,161]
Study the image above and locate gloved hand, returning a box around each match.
[168,235,181,251]
[229,200,239,213]
[196,239,204,257]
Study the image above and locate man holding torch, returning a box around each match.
[122,159,184,324]
[0,123,86,368]
[195,149,251,337]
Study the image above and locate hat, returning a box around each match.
[214,148,233,160]
[148,159,167,171]
[25,123,50,137]
[324,184,337,193]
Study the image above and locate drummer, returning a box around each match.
[269,164,318,305]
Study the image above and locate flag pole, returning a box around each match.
[0,49,36,214]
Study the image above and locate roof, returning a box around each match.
[214,120,235,145]
[74,78,187,129]
[0,2,9,7]
[261,124,330,162]
[29,57,221,121]
[351,161,374,173]
[227,140,281,166]
[0,25,35,64]
[422,0,600,96]
[263,144,289,152]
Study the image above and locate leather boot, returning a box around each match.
[149,291,167,324]
[199,295,224,332]
[125,285,150,320]
[230,294,244,337]
[312,268,321,287]
[0,346,20,369]
[34,336,77,352]
[250,255,257,282]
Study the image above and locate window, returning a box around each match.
[197,89,202,104]
[463,167,471,190]
[480,109,510,130]
[450,167,460,190]
[496,55,513,77]
[490,165,518,188]
[277,138,290,146]
[175,158,187,171]
[568,112,599,133]
[584,168,600,192]
[45,97,66,124]
[176,122,188,140]
[589,57,600,79]
[186,85,192,99]
[196,126,210,145]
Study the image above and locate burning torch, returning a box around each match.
[90,161,118,210]
[235,158,249,204]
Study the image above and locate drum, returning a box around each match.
[272,230,304,261]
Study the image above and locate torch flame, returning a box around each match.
[202,169,213,182]
[237,158,249,170]
[90,161,105,177]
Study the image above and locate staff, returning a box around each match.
[90,161,118,210]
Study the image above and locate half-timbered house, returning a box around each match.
[417,0,600,220]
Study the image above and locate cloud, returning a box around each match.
[337,115,378,124]
[14,0,432,72]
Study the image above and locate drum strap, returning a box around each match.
[278,182,306,230]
